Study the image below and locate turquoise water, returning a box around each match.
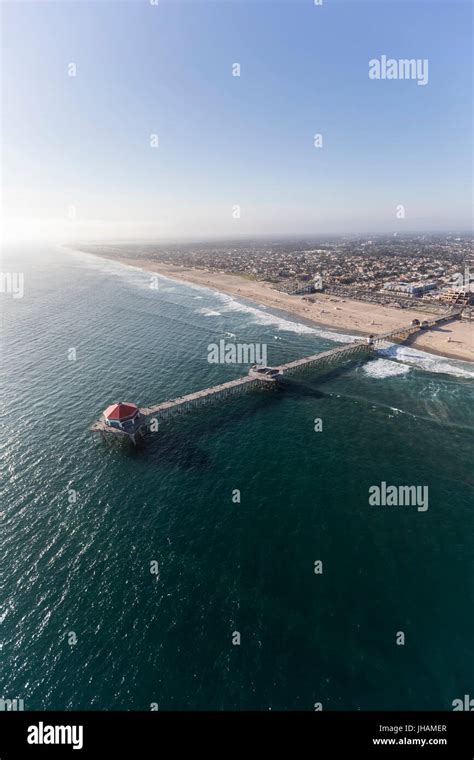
[1,245,473,710]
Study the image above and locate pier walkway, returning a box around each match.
[91,310,461,437]
[141,375,258,420]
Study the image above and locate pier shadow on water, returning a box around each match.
[98,359,369,468]
[114,364,364,469]
[279,357,369,394]
[136,392,283,469]
[134,429,212,471]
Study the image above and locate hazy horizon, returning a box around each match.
[3,227,474,249]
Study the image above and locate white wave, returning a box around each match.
[198,307,221,317]
[213,291,358,341]
[363,359,411,378]
[311,326,360,344]
[75,254,357,342]
[377,344,474,380]
[69,250,474,380]
[67,249,162,289]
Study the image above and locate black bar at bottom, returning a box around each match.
[0,711,472,758]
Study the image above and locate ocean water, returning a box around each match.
[1,244,473,711]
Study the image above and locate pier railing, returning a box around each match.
[141,376,259,420]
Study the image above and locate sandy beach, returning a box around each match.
[110,257,473,363]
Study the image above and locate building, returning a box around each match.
[438,288,471,306]
[101,402,146,443]
[383,281,437,297]
[289,274,324,295]
[102,402,140,429]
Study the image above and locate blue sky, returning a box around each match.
[1,0,472,241]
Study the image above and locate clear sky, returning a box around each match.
[1,0,472,242]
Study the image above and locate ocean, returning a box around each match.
[1,244,473,710]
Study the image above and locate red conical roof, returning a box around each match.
[103,402,139,421]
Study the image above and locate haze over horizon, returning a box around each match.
[1,0,472,244]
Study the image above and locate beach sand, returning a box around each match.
[110,257,473,363]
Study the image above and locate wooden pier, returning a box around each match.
[90,310,461,441]
[141,375,259,420]
[276,340,371,376]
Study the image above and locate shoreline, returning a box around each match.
[93,253,473,364]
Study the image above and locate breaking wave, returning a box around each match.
[377,344,474,380]
[363,359,411,378]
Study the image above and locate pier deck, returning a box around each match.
[91,310,462,436]
[141,375,258,418]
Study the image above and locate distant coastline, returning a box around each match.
[84,251,473,364]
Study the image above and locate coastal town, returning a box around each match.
[78,234,473,315]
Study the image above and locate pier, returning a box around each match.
[141,375,259,419]
[91,310,461,442]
